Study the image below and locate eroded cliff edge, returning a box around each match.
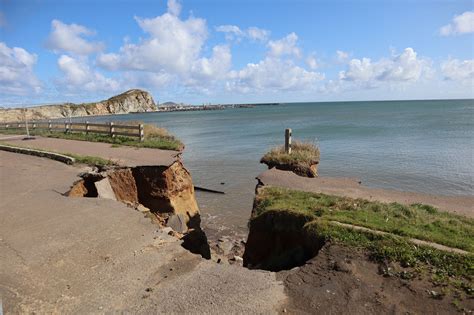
[0,89,157,121]
[68,159,210,258]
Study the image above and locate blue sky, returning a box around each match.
[1,0,473,106]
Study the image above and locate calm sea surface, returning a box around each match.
[82,99,474,234]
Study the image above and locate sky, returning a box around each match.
[0,0,473,106]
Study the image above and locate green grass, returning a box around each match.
[255,187,474,252]
[261,141,320,167]
[0,141,116,167]
[0,124,183,151]
[67,153,116,167]
[253,186,474,288]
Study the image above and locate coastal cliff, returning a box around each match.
[0,89,157,122]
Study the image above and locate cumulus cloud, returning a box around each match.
[339,48,431,85]
[226,57,324,93]
[57,55,119,92]
[306,55,318,70]
[336,50,349,62]
[167,0,182,16]
[267,33,301,57]
[0,42,42,95]
[96,11,207,75]
[191,45,232,80]
[216,25,269,42]
[441,58,474,83]
[440,11,474,36]
[46,19,104,55]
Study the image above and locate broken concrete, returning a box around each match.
[0,151,287,313]
[94,177,117,200]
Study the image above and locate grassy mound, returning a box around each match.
[261,141,320,177]
[252,186,474,292]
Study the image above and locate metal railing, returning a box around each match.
[0,120,145,142]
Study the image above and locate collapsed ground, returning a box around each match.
[1,134,472,313]
[244,185,474,313]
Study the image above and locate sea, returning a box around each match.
[80,99,474,235]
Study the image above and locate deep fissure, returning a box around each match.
[67,164,319,270]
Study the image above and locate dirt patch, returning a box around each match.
[243,210,324,271]
[262,162,318,178]
[278,243,473,314]
[107,168,138,203]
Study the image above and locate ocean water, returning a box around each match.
[83,99,474,233]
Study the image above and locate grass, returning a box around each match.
[261,141,320,167]
[0,123,183,151]
[0,140,116,167]
[254,187,474,252]
[67,153,116,167]
[253,186,474,286]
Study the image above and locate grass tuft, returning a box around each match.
[261,141,320,167]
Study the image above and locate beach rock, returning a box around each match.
[0,89,156,121]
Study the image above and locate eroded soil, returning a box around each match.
[278,243,473,314]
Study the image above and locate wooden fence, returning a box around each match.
[0,120,145,142]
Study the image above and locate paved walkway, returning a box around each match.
[258,168,474,218]
[1,135,178,167]
[0,151,286,313]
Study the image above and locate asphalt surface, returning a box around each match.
[0,151,286,313]
[1,135,178,167]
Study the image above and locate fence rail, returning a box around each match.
[0,120,145,142]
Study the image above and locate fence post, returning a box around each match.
[85,121,90,134]
[110,122,115,138]
[5,123,9,130]
[285,128,292,154]
[48,120,52,132]
[139,124,144,142]
[65,120,69,133]
[32,122,36,130]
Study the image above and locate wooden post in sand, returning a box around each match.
[285,128,292,154]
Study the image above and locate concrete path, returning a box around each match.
[1,135,178,167]
[258,168,474,218]
[0,151,286,313]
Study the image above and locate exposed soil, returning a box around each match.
[278,243,473,314]
[261,161,318,178]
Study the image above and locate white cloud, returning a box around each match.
[96,12,207,75]
[440,11,474,36]
[0,42,42,95]
[267,33,301,57]
[306,55,318,70]
[226,57,324,93]
[339,48,431,85]
[336,50,349,62]
[441,58,474,83]
[247,27,270,41]
[216,25,269,42]
[191,45,232,80]
[46,19,104,55]
[57,55,119,92]
[167,0,182,16]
